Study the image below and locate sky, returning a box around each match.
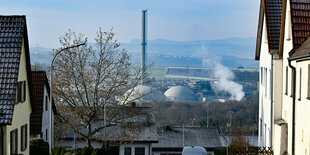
[0,0,260,48]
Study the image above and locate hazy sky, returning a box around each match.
[0,0,259,48]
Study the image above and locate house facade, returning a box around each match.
[256,0,310,154]
[30,71,56,143]
[0,16,33,155]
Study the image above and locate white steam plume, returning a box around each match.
[213,63,244,101]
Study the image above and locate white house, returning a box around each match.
[255,0,310,154]
[0,15,33,155]
[30,71,56,143]
[255,0,284,151]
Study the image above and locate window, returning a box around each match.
[21,124,27,151]
[260,119,263,137]
[45,96,48,111]
[16,81,26,103]
[124,147,131,155]
[265,68,267,97]
[260,67,263,84]
[291,69,295,97]
[135,147,145,155]
[299,69,302,101]
[45,129,48,141]
[286,66,288,95]
[308,65,310,99]
[10,129,18,154]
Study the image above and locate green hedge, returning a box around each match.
[30,138,49,155]
[214,147,227,155]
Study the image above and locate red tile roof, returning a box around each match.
[290,0,310,50]
[0,16,33,125]
[290,0,310,57]
[255,0,284,60]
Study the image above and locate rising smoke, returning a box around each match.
[212,63,245,101]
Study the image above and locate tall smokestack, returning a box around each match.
[141,9,147,84]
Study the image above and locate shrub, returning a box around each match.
[82,146,94,155]
[214,147,227,155]
[91,148,103,155]
[53,146,67,155]
[30,138,49,155]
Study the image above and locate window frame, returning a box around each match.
[10,129,18,154]
[16,81,26,103]
[45,96,48,111]
[124,147,131,155]
[21,124,27,151]
[135,147,145,155]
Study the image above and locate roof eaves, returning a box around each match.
[288,52,310,61]
[255,0,265,60]
[278,0,287,59]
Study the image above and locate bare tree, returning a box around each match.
[53,28,152,147]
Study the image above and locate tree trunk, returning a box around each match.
[86,124,92,147]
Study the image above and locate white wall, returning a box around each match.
[258,16,273,148]
[280,0,294,154]
[41,85,54,143]
[294,61,310,155]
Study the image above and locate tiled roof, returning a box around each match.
[152,127,222,148]
[290,0,310,49]
[289,36,310,59]
[30,71,57,134]
[264,0,283,51]
[0,16,26,125]
[30,71,45,134]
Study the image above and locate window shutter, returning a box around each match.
[16,82,21,103]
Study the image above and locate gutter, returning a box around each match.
[288,58,296,155]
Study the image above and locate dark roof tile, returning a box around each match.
[264,0,283,51]
[0,15,33,125]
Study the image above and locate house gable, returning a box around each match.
[255,0,284,60]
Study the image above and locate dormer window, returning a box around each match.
[16,81,26,103]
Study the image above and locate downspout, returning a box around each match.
[270,55,274,149]
[288,58,296,155]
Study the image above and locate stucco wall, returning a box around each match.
[294,60,310,155]
[258,16,272,148]
[280,0,294,154]
[42,84,54,143]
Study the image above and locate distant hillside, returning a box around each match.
[29,38,258,68]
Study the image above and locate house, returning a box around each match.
[0,16,33,155]
[255,0,310,154]
[255,0,284,151]
[55,125,158,155]
[30,71,57,142]
[152,126,222,155]
[288,36,310,155]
